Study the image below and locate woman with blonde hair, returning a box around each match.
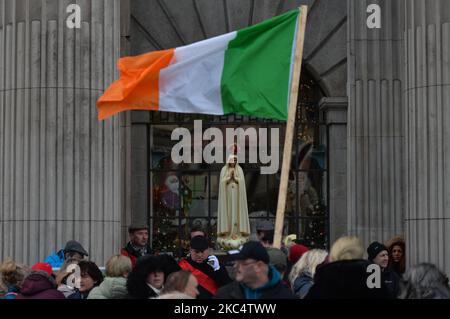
[88,255,132,299]
[329,236,364,261]
[289,249,327,298]
[0,259,29,299]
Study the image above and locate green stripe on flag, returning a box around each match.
[220,9,299,121]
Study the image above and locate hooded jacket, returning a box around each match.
[16,271,65,299]
[214,265,296,299]
[87,277,129,299]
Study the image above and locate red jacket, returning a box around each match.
[121,248,138,267]
[121,242,152,267]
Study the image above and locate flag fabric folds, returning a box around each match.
[97,9,301,121]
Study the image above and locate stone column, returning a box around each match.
[405,0,450,274]
[119,0,133,247]
[320,97,348,243]
[0,0,122,265]
[347,0,405,247]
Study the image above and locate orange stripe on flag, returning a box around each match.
[97,49,175,120]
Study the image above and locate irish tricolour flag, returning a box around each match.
[97,9,301,121]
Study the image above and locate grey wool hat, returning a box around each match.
[64,240,89,256]
[128,224,149,233]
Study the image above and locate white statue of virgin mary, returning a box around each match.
[216,154,250,250]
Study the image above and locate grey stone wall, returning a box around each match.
[404,0,450,275]
[0,0,122,265]
[320,97,347,243]
[347,0,405,248]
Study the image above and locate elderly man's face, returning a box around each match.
[130,229,149,247]
[233,259,260,284]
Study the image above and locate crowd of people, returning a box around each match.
[1,222,449,300]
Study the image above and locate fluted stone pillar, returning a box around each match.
[0,0,122,265]
[347,0,405,247]
[320,97,348,243]
[405,0,450,274]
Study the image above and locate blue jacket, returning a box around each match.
[2,285,20,299]
[215,265,296,299]
[293,273,313,298]
[44,249,65,268]
[240,266,282,299]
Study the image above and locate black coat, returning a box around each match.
[184,257,232,299]
[126,254,181,299]
[304,259,393,299]
[383,267,400,298]
[214,280,296,299]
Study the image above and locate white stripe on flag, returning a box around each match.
[159,32,237,115]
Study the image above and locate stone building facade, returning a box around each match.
[0,0,449,275]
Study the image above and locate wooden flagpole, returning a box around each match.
[273,6,308,249]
